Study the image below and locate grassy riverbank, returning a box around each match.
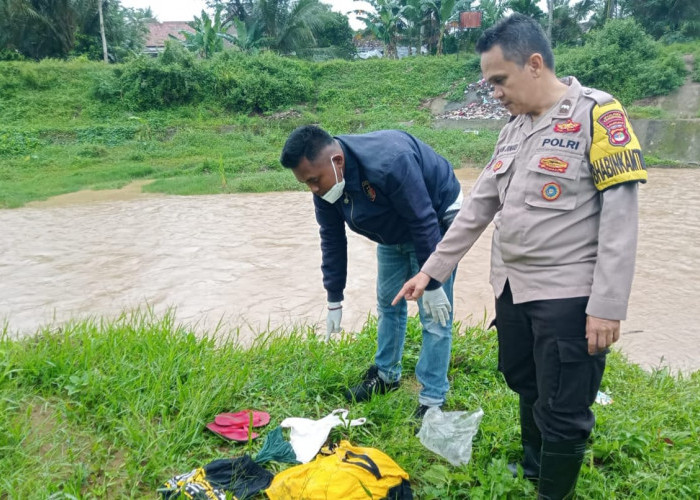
[1,38,695,208]
[0,311,698,497]
[0,55,502,208]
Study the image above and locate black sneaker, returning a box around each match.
[412,404,443,434]
[344,365,400,402]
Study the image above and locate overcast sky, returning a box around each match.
[120,0,372,30]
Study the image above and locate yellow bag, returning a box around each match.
[266,440,412,499]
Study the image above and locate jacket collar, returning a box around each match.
[336,140,362,193]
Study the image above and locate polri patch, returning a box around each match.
[554,119,581,133]
[541,182,561,201]
[597,110,631,146]
[362,180,376,201]
[492,160,504,172]
[538,157,569,173]
[541,136,581,151]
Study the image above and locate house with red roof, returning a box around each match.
[144,21,195,56]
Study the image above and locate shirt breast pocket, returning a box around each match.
[524,152,583,211]
[488,155,515,201]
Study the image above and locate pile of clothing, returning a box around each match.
[159,409,413,500]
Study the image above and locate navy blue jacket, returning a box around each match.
[314,130,461,302]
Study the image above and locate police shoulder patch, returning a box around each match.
[590,100,647,191]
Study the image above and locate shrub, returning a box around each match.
[92,71,122,102]
[556,19,686,104]
[0,131,41,156]
[0,48,24,61]
[209,51,314,112]
[100,48,314,113]
[0,63,59,91]
[77,145,108,157]
[115,43,211,110]
[0,65,20,94]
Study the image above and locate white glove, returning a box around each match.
[326,301,342,340]
[422,288,452,327]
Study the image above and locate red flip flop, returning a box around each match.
[214,410,270,428]
[206,422,259,442]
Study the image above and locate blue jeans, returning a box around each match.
[375,242,456,406]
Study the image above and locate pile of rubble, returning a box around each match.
[438,79,510,120]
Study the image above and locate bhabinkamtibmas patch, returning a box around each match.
[590,100,648,191]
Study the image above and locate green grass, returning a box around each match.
[2,47,693,208]
[626,105,673,120]
[1,311,698,498]
[0,55,499,208]
[642,155,687,168]
[1,46,697,207]
[660,40,700,83]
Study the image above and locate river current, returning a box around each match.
[1,168,698,374]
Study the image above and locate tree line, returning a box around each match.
[0,0,697,61]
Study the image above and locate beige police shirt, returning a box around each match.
[423,77,647,320]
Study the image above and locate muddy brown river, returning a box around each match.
[1,168,698,374]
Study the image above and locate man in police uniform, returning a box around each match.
[394,14,646,499]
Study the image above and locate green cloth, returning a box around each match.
[253,426,298,465]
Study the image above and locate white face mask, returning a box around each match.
[320,156,345,204]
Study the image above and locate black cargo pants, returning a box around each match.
[495,281,607,442]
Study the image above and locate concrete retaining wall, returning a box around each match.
[432,117,700,166]
[631,119,700,166]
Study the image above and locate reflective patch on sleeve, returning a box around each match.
[590,100,648,191]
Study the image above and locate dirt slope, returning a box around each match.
[634,54,700,119]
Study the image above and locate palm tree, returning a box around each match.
[478,0,507,30]
[0,0,78,58]
[229,16,267,52]
[355,0,408,59]
[422,0,472,55]
[402,0,426,55]
[208,0,255,23]
[603,0,615,21]
[546,0,553,40]
[548,0,587,46]
[96,0,107,62]
[1,0,150,60]
[507,0,544,20]
[177,8,236,58]
[254,0,328,54]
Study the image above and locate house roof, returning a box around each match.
[145,22,195,47]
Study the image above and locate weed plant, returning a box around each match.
[556,19,686,104]
[1,310,698,497]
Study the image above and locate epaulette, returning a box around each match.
[580,87,615,106]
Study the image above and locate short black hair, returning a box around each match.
[280,125,334,169]
[475,13,554,71]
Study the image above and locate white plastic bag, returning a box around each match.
[280,409,366,463]
[417,406,484,466]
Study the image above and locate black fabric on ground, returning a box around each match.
[159,455,273,500]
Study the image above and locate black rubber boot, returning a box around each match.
[507,399,542,480]
[537,439,587,500]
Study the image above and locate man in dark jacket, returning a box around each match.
[280,125,462,419]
